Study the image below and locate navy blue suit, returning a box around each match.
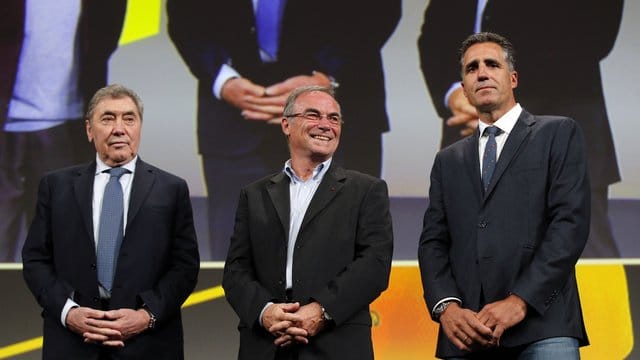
[419,110,589,358]
[22,159,200,359]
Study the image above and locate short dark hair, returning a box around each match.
[283,86,338,117]
[459,32,516,72]
[85,84,144,121]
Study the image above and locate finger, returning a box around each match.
[102,340,125,347]
[268,320,292,334]
[246,95,287,107]
[293,335,309,345]
[243,102,284,115]
[446,113,475,127]
[284,326,308,337]
[460,127,476,137]
[241,110,278,121]
[274,334,292,346]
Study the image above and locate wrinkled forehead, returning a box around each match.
[293,91,341,113]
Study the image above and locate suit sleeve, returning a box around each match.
[310,179,394,326]
[418,153,462,317]
[166,0,228,83]
[22,176,74,321]
[138,180,200,325]
[511,119,590,315]
[222,188,275,327]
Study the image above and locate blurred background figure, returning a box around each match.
[167,0,401,260]
[418,0,624,257]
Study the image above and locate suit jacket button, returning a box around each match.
[93,297,100,303]
[478,221,487,228]
[90,264,96,270]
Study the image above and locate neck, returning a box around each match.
[477,101,516,124]
[290,156,326,181]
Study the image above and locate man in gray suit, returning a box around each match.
[223,85,393,359]
[419,33,589,359]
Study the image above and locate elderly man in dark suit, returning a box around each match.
[22,84,200,359]
[223,86,393,359]
[418,0,624,258]
[419,33,589,359]
[167,0,400,260]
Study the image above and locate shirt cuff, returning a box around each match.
[444,82,462,109]
[258,302,274,327]
[61,298,80,327]
[213,64,241,99]
[431,297,462,317]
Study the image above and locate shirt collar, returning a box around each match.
[95,155,137,175]
[478,103,522,136]
[283,158,332,184]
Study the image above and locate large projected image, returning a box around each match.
[1,0,639,358]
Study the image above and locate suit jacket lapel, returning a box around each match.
[299,165,345,236]
[483,110,535,201]
[73,162,97,247]
[267,172,291,241]
[463,133,483,204]
[127,159,155,227]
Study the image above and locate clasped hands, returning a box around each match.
[221,71,333,123]
[261,301,326,347]
[66,307,151,347]
[439,294,527,352]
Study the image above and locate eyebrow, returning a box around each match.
[100,110,138,117]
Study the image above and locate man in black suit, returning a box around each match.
[167,0,400,260]
[418,0,623,258]
[0,0,128,262]
[419,33,589,359]
[223,86,393,359]
[22,84,200,359]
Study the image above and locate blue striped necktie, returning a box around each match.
[97,167,129,292]
[482,126,502,192]
[256,0,285,60]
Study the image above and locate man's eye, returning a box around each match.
[304,112,321,121]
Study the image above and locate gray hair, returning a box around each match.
[459,32,516,73]
[85,84,144,121]
[283,86,338,117]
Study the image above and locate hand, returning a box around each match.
[220,78,280,121]
[439,302,495,351]
[66,306,124,347]
[83,308,150,347]
[274,302,326,347]
[446,87,478,137]
[262,302,306,346]
[260,71,333,110]
[477,294,527,345]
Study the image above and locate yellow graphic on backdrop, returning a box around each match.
[118,0,161,46]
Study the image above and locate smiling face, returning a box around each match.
[461,42,518,119]
[86,96,141,167]
[281,91,341,163]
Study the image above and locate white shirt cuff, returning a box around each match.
[213,64,241,99]
[444,82,462,109]
[258,302,274,327]
[61,298,80,327]
[431,297,462,317]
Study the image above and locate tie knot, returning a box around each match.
[107,167,129,179]
[483,126,502,137]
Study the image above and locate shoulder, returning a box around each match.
[137,160,188,186]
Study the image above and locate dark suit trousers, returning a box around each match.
[0,119,93,262]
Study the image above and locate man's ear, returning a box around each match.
[85,119,93,142]
[281,117,291,136]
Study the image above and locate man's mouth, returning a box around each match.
[311,135,331,141]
